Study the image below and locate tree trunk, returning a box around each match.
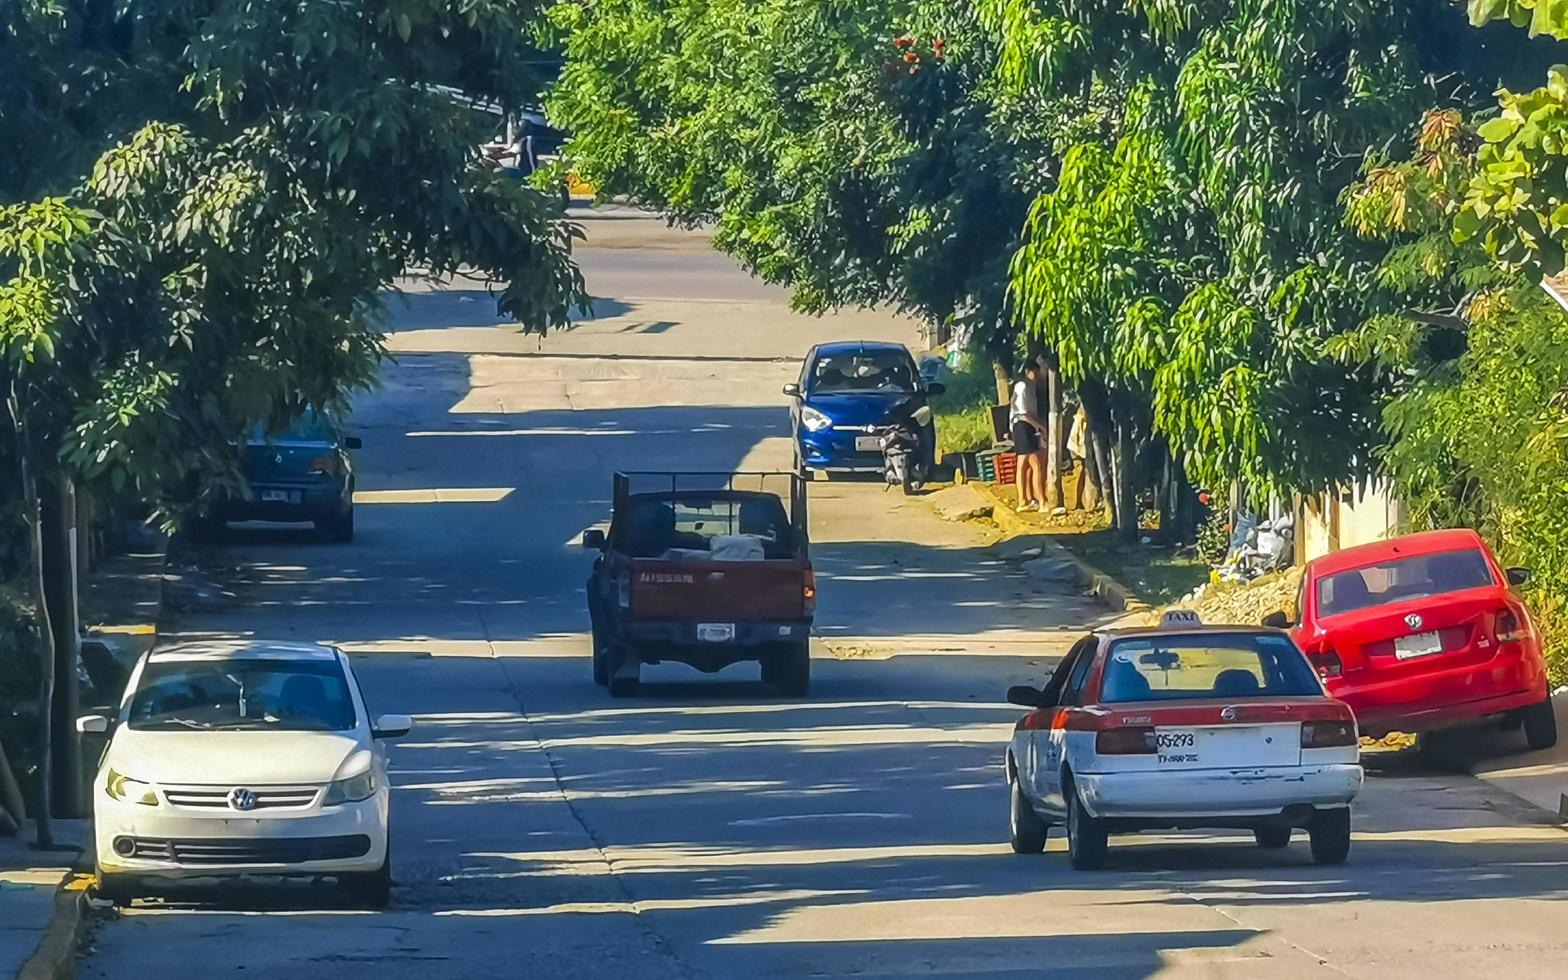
[991,358,1011,405]
[9,386,54,847]
[0,735,25,834]
[1044,359,1064,509]
[1078,381,1114,516]
[42,479,82,819]
[1112,421,1137,542]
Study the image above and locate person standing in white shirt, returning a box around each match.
[1009,364,1048,512]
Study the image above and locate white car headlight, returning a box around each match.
[801,406,833,432]
[105,769,158,807]
[324,770,378,806]
[912,405,933,427]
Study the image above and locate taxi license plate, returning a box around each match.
[1155,729,1200,766]
[260,489,295,503]
[855,435,881,452]
[1394,631,1443,659]
[697,623,735,643]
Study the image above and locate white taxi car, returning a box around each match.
[77,641,410,906]
[1005,613,1362,870]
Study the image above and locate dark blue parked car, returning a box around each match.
[209,410,361,542]
[784,341,943,475]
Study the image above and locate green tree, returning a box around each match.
[0,0,588,831]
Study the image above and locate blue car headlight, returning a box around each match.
[801,406,833,432]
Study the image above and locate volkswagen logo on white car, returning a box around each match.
[227,787,258,812]
[1405,613,1424,630]
[1219,706,1237,722]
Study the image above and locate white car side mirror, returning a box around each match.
[76,714,110,734]
[372,714,412,739]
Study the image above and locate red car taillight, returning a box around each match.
[1496,607,1531,644]
[803,571,817,615]
[1309,650,1343,680]
[1301,720,1358,748]
[1095,726,1155,755]
[308,453,343,477]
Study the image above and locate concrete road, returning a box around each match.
[83,211,1568,979]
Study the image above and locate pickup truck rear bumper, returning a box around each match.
[622,620,812,649]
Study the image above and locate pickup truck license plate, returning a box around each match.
[260,489,294,503]
[1394,631,1443,659]
[697,623,736,643]
[854,435,881,452]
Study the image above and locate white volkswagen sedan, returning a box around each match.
[78,641,409,907]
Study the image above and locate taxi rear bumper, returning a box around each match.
[1076,764,1363,821]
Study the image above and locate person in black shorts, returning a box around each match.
[1009,364,1048,511]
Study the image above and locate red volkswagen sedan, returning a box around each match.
[1287,529,1555,749]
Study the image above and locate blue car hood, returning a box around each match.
[804,391,921,427]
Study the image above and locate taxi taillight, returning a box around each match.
[1301,720,1357,749]
[1095,726,1155,755]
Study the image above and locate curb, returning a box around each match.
[17,873,90,980]
[963,482,1149,614]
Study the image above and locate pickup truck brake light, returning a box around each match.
[803,571,817,615]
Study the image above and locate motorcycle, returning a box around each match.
[879,411,926,496]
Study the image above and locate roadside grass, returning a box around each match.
[1050,527,1210,607]
[932,363,999,458]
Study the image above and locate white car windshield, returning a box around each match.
[128,659,357,732]
[1102,634,1322,703]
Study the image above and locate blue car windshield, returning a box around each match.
[810,351,917,394]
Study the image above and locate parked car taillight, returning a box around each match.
[803,571,817,615]
[1095,726,1155,755]
[1309,650,1343,679]
[1496,607,1531,643]
[308,453,343,477]
[1301,720,1358,748]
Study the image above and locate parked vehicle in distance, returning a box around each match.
[208,410,360,542]
[584,471,815,698]
[79,641,411,908]
[1276,528,1556,750]
[1006,613,1362,870]
[785,341,943,476]
[878,402,927,495]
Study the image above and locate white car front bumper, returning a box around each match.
[1075,764,1363,820]
[94,791,387,879]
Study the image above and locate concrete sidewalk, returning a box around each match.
[0,825,86,980]
[1468,692,1568,820]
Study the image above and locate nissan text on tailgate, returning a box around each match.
[583,472,815,698]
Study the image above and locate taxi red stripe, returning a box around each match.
[1061,698,1354,731]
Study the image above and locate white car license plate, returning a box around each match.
[697,623,736,643]
[1154,728,1200,766]
[260,489,292,503]
[1394,631,1443,659]
[854,435,881,452]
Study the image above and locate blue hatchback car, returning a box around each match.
[784,341,943,474]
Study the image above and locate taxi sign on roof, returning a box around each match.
[1161,609,1202,627]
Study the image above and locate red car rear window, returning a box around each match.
[1317,549,1494,618]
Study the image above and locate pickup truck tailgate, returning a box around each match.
[630,559,810,621]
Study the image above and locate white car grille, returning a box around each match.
[162,786,320,810]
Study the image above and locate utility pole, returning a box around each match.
[41,478,82,818]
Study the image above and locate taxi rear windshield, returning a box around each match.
[1101,634,1321,703]
[1316,548,1494,618]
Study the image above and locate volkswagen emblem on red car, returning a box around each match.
[227,788,258,812]
[1405,613,1424,630]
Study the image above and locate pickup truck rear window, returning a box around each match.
[1102,634,1321,703]
[620,496,793,559]
[1317,549,1494,618]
